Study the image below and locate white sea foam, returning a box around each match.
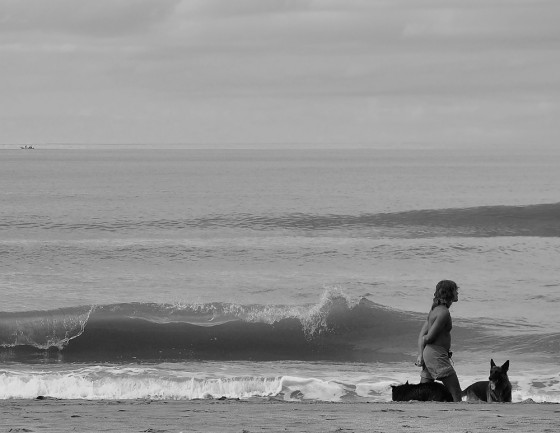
[0,367,283,400]
[1,363,558,402]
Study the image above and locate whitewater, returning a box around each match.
[1,146,559,402]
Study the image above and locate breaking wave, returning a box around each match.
[0,293,420,363]
[1,291,558,364]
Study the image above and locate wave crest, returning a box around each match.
[0,291,422,363]
[0,306,94,350]
[2,291,557,364]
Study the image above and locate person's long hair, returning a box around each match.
[431,280,458,310]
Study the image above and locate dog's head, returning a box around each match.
[488,359,509,390]
[391,381,410,399]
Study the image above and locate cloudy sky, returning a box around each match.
[1,0,559,147]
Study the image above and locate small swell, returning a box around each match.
[2,202,560,237]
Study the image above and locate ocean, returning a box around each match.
[1,146,559,402]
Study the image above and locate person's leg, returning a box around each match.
[441,373,462,402]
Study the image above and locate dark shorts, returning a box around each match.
[421,344,456,380]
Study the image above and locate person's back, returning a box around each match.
[426,304,452,351]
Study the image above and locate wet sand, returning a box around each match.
[1,399,559,432]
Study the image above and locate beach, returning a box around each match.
[1,399,559,433]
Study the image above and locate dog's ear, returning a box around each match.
[491,359,496,367]
[502,360,509,373]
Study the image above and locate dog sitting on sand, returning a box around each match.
[391,381,453,402]
[462,359,512,402]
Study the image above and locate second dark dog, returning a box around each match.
[391,381,453,402]
[462,359,512,402]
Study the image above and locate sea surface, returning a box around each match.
[1,145,559,402]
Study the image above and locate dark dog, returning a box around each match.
[391,381,453,402]
[462,359,512,402]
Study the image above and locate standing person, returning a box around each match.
[416,280,462,401]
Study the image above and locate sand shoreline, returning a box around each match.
[1,399,559,433]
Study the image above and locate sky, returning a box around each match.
[1,0,559,148]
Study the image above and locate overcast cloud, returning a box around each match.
[1,0,558,147]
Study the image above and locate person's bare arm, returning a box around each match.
[416,319,429,366]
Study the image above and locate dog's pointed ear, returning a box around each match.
[502,360,509,373]
[491,359,496,367]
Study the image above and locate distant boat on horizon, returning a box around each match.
[20,145,35,149]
